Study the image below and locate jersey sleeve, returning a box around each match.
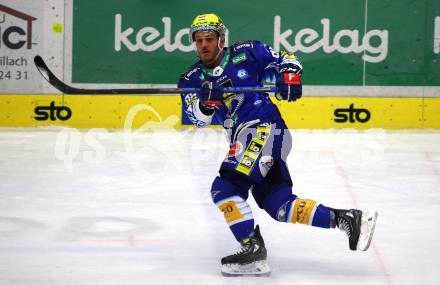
[252,41,302,84]
[177,71,214,128]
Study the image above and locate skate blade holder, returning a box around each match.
[221,260,270,277]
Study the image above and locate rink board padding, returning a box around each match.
[274,97,440,129]
[0,95,439,129]
[0,95,181,129]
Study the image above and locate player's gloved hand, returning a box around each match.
[199,81,224,109]
[275,59,303,102]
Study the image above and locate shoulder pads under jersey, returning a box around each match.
[230,40,262,52]
[180,62,202,82]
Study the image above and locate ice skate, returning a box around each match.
[335,209,378,251]
[221,225,270,276]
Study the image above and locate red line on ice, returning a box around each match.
[331,151,392,285]
[425,152,440,185]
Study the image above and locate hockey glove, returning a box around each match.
[200,81,224,109]
[275,59,303,102]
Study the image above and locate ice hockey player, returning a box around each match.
[177,13,378,276]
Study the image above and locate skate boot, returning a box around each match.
[335,209,378,251]
[221,225,270,276]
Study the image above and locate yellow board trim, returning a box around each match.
[273,97,433,129]
[0,95,182,129]
[1,95,439,129]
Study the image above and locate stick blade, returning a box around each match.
[33,55,73,94]
[34,55,51,83]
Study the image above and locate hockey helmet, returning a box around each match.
[190,13,226,41]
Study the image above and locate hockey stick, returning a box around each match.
[34,56,277,95]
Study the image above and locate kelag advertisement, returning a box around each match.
[72,0,440,86]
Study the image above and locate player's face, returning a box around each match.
[194,31,223,65]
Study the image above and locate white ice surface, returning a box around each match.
[1,127,440,285]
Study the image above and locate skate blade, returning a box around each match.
[221,260,271,277]
[357,211,378,251]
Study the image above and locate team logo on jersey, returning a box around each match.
[232,53,247,65]
[237,68,249,79]
[184,93,198,106]
[213,66,224,76]
[277,200,291,222]
[259,156,274,176]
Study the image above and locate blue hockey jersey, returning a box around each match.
[177,40,297,129]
